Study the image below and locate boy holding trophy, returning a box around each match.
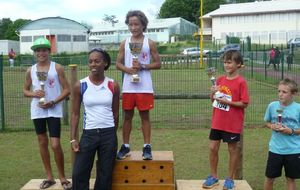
[116,10,161,160]
[203,50,249,189]
[263,78,300,190]
[23,38,71,190]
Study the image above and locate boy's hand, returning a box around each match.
[270,123,281,131]
[277,125,293,135]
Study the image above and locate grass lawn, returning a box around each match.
[1,128,299,190]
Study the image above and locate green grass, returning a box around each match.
[0,128,299,190]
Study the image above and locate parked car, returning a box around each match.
[181,47,210,56]
[217,44,241,56]
[287,38,300,48]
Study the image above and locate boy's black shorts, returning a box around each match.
[209,129,240,143]
[265,151,300,179]
[33,117,61,138]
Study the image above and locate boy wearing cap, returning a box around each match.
[23,38,71,190]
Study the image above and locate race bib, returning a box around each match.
[212,93,232,111]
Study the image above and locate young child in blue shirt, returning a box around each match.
[264,78,300,190]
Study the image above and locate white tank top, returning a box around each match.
[30,62,63,119]
[122,36,154,93]
[80,76,115,130]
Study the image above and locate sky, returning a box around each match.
[0,0,165,26]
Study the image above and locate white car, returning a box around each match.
[181,47,210,56]
[287,38,300,48]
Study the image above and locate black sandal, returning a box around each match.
[40,179,56,189]
[61,180,72,190]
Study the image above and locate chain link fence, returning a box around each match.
[0,46,300,131]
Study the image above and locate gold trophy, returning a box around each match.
[36,71,48,105]
[129,42,143,82]
[206,67,223,99]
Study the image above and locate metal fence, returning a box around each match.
[1,46,300,131]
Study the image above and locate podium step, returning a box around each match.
[176,180,253,190]
[20,179,74,190]
[21,151,175,190]
[112,151,175,190]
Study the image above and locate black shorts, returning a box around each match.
[265,151,300,179]
[33,117,61,138]
[209,129,240,143]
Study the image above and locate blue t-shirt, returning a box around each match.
[264,101,300,154]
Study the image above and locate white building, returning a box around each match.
[16,17,90,54]
[90,17,198,44]
[0,40,19,55]
[202,0,300,44]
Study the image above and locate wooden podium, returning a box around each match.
[112,151,175,190]
[20,151,175,190]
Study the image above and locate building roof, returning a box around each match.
[16,17,90,32]
[203,0,300,18]
[92,17,197,31]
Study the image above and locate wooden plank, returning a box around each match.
[20,179,76,190]
[20,179,176,190]
[176,180,253,190]
[112,183,175,190]
[117,151,174,161]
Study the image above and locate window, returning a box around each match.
[73,35,86,42]
[33,36,44,41]
[57,35,71,42]
[21,36,32,42]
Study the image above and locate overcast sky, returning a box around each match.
[0,0,165,25]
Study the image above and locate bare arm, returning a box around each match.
[112,82,120,129]
[116,41,137,75]
[144,39,161,70]
[70,81,81,152]
[23,66,45,98]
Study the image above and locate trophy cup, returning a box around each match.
[36,71,48,105]
[129,42,143,82]
[276,108,283,125]
[206,67,216,86]
[206,67,223,99]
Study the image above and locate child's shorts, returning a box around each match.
[122,93,154,111]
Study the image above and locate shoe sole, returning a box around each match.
[202,182,219,189]
[117,153,130,160]
[142,156,153,160]
[223,186,234,190]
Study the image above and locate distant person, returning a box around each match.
[23,38,72,190]
[274,47,281,71]
[115,10,161,160]
[286,53,293,71]
[268,47,276,69]
[202,50,249,190]
[8,48,16,68]
[71,48,120,190]
[263,78,300,190]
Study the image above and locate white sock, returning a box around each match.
[124,144,130,148]
[144,144,151,147]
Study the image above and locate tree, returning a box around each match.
[5,19,30,40]
[158,0,260,25]
[158,0,200,25]
[103,14,118,27]
[0,18,30,40]
[0,18,13,40]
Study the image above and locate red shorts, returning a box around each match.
[122,93,154,111]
